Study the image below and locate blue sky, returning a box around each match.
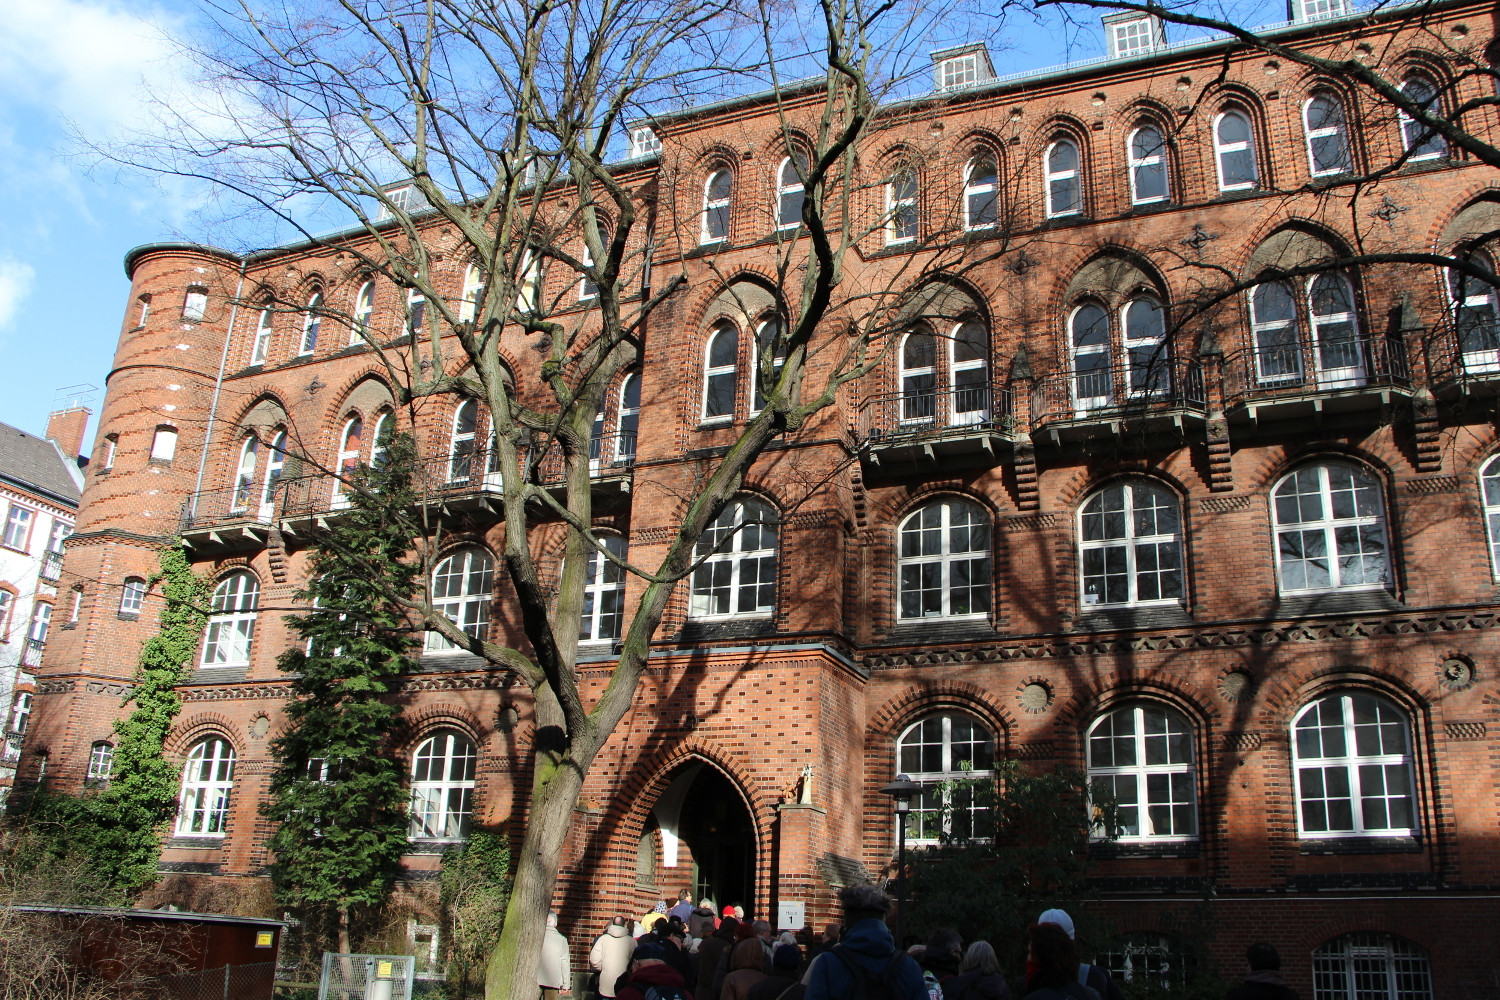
[0,0,1276,453]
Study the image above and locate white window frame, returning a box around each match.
[299,292,323,355]
[182,286,208,322]
[371,411,394,469]
[1292,693,1417,839]
[151,426,178,462]
[1249,281,1303,385]
[1271,463,1390,595]
[1449,250,1500,374]
[898,329,937,425]
[252,306,274,364]
[101,434,117,471]
[10,691,32,734]
[1398,75,1447,160]
[332,415,363,508]
[963,154,998,231]
[352,280,375,345]
[87,741,114,780]
[1312,933,1433,1000]
[949,320,990,425]
[1303,94,1351,176]
[448,400,479,482]
[702,169,732,244]
[630,126,661,158]
[751,317,787,415]
[1069,302,1114,411]
[69,587,82,623]
[1122,296,1169,396]
[3,504,33,551]
[202,572,259,668]
[136,294,152,328]
[1296,0,1350,20]
[28,603,50,645]
[1078,481,1184,609]
[1213,110,1259,192]
[426,547,494,652]
[1086,704,1197,842]
[1306,272,1365,388]
[232,435,259,511]
[777,155,806,231]
[458,265,484,323]
[688,499,778,620]
[1480,455,1500,580]
[702,324,738,423]
[895,712,997,846]
[262,429,287,511]
[120,577,147,615]
[615,375,640,462]
[176,737,236,836]
[1110,17,1157,56]
[409,730,477,841]
[1127,125,1169,205]
[1045,139,1082,218]
[896,500,991,621]
[0,591,11,640]
[580,535,627,644]
[938,53,978,91]
[885,170,918,246]
[406,286,426,335]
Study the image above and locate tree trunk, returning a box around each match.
[486,755,587,1000]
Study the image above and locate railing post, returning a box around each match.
[1008,349,1040,511]
[1198,326,1235,493]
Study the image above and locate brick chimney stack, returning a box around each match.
[46,406,91,462]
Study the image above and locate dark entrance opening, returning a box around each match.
[657,764,755,915]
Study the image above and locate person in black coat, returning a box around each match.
[1226,943,1299,1000]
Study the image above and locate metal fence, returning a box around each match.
[319,954,416,1000]
[152,961,278,1000]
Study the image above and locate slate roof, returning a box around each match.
[0,422,83,508]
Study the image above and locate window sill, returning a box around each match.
[165,836,225,850]
[697,418,734,430]
[1274,590,1401,617]
[406,840,464,855]
[1076,605,1193,633]
[1298,835,1422,855]
[60,622,76,630]
[147,459,173,468]
[117,612,140,622]
[1090,839,1199,860]
[680,618,777,642]
[686,241,728,259]
[885,619,996,645]
[185,666,249,684]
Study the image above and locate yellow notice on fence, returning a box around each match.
[254,931,274,948]
[377,961,394,978]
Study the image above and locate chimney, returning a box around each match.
[46,407,90,462]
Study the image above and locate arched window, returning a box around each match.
[151,426,178,462]
[1070,302,1112,410]
[176,737,236,836]
[135,293,152,328]
[1098,934,1192,989]
[300,291,323,355]
[427,547,494,651]
[1079,482,1183,609]
[899,329,937,424]
[1087,705,1196,841]
[1127,125,1169,205]
[703,324,738,421]
[0,591,11,640]
[458,265,484,322]
[1293,693,1416,838]
[581,535,628,643]
[87,741,114,781]
[1398,74,1446,160]
[702,169,732,244]
[119,577,148,615]
[1271,463,1389,595]
[885,169,918,245]
[252,306,274,364]
[448,400,479,482]
[232,435,259,510]
[406,286,426,334]
[950,320,990,424]
[202,572,259,667]
[897,500,991,621]
[333,416,364,507]
[1213,110,1259,191]
[752,317,788,413]
[263,429,288,505]
[1307,273,1364,387]
[409,730,477,841]
[964,153,998,230]
[689,498,778,620]
[352,280,375,344]
[1123,296,1168,395]
[616,375,640,462]
[1045,138,1082,218]
[1312,933,1432,1000]
[1249,280,1302,384]
[896,712,997,845]
[1480,455,1500,579]
[370,411,394,469]
[1450,250,1500,373]
[777,153,808,231]
[1304,93,1352,175]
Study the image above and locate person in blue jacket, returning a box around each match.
[803,884,927,1000]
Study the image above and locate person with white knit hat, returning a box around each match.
[1034,909,1124,1000]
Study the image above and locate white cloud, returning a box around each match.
[0,260,37,331]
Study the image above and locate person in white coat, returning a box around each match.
[539,911,571,1000]
[588,916,635,999]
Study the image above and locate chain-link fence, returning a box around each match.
[319,954,416,1000]
[151,961,278,1000]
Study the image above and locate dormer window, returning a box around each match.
[1291,0,1350,22]
[376,183,429,221]
[1103,12,1164,58]
[630,127,661,158]
[932,44,995,93]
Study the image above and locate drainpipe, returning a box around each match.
[191,261,247,516]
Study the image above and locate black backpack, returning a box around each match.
[827,945,909,1000]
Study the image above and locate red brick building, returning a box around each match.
[22,0,1500,994]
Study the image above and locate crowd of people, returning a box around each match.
[539,887,1299,1000]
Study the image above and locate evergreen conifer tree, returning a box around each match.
[264,432,420,952]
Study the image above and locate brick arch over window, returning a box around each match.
[1436,194,1500,254]
[867,680,1014,743]
[1056,678,1217,735]
[1256,665,1432,732]
[165,715,246,759]
[402,705,489,747]
[322,373,395,432]
[1239,444,1399,497]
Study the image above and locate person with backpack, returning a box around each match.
[802,884,926,1000]
[616,942,696,1000]
[1019,924,1100,1000]
[918,930,962,999]
[1033,910,1121,1000]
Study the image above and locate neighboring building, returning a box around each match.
[21,0,1500,996]
[0,408,86,796]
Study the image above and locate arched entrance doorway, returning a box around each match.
[649,761,757,913]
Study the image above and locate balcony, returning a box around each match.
[1426,323,1500,400]
[537,433,636,497]
[180,484,278,550]
[856,383,1014,471]
[1032,358,1205,444]
[1224,336,1410,424]
[38,549,63,584]
[20,638,45,668]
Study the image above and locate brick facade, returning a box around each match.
[23,0,1500,994]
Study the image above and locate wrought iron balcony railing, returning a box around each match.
[1225,335,1409,406]
[857,382,1014,442]
[1032,358,1205,427]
